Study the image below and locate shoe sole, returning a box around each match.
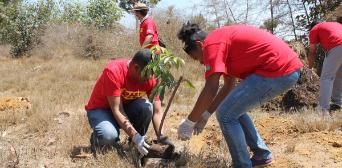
[253,161,273,168]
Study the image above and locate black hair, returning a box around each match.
[309,20,320,30]
[136,9,148,17]
[337,16,342,24]
[177,22,208,54]
[132,49,152,69]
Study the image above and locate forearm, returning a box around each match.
[108,96,137,138]
[308,44,317,69]
[188,84,218,122]
[142,35,153,48]
[307,51,316,69]
[208,80,236,113]
[152,100,163,137]
[112,109,137,138]
[153,111,163,137]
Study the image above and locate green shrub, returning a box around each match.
[84,0,123,30]
[0,1,19,44]
[1,0,54,57]
[60,1,86,24]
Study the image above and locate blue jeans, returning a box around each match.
[87,99,153,146]
[216,70,300,168]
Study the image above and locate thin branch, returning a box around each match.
[286,0,297,40]
[158,76,183,139]
[245,0,249,22]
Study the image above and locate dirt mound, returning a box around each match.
[0,97,31,111]
[262,68,319,112]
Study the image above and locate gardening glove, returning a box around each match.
[178,118,196,140]
[194,111,211,135]
[132,133,150,156]
[158,135,175,148]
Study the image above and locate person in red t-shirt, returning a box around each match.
[308,20,342,114]
[176,23,303,168]
[132,2,160,49]
[85,49,173,156]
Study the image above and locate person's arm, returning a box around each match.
[152,100,163,137]
[188,73,221,122]
[307,43,317,69]
[207,75,236,113]
[142,34,153,48]
[107,96,137,138]
[192,75,236,135]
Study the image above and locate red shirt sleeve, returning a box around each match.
[309,25,319,44]
[102,69,122,97]
[145,20,155,35]
[203,42,229,78]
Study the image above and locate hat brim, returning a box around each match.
[131,7,148,11]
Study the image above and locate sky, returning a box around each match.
[26,0,203,28]
[119,0,202,29]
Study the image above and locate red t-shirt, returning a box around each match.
[309,22,342,50]
[85,59,159,111]
[203,25,303,79]
[140,16,159,48]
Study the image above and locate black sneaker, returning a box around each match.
[251,156,273,167]
[330,104,341,112]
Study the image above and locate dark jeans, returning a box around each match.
[87,99,153,146]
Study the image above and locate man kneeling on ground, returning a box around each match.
[85,49,173,156]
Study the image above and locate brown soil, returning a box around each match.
[144,143,176,159]
[0,97,31,111]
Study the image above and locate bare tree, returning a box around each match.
[270,0,274,34]
[223,0,237,22]
[301,1,310,24]
[286,0,297,40]
[245,0,249,23]
[209,0,222,27]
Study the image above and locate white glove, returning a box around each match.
[178,118,196,140]
[132,133,150,156]
[194,111,211,135]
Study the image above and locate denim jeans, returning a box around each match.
[319,45,342,110]
[87,99,153,146]
[216,70,300,168]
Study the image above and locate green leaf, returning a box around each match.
[157,85,166,102]
[183,79,195,89]
[147,69,153,79]
[149,83,160,102]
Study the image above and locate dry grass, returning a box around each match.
[0,45,11,59]
[30,23,139,60]
[291,110,342,133]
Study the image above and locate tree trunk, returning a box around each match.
[223,0,237,23]
[270,0,274,34]
[286,0,297,40]
[245,0,249,23]
[212,2,221,27]
[302,1,310,24]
